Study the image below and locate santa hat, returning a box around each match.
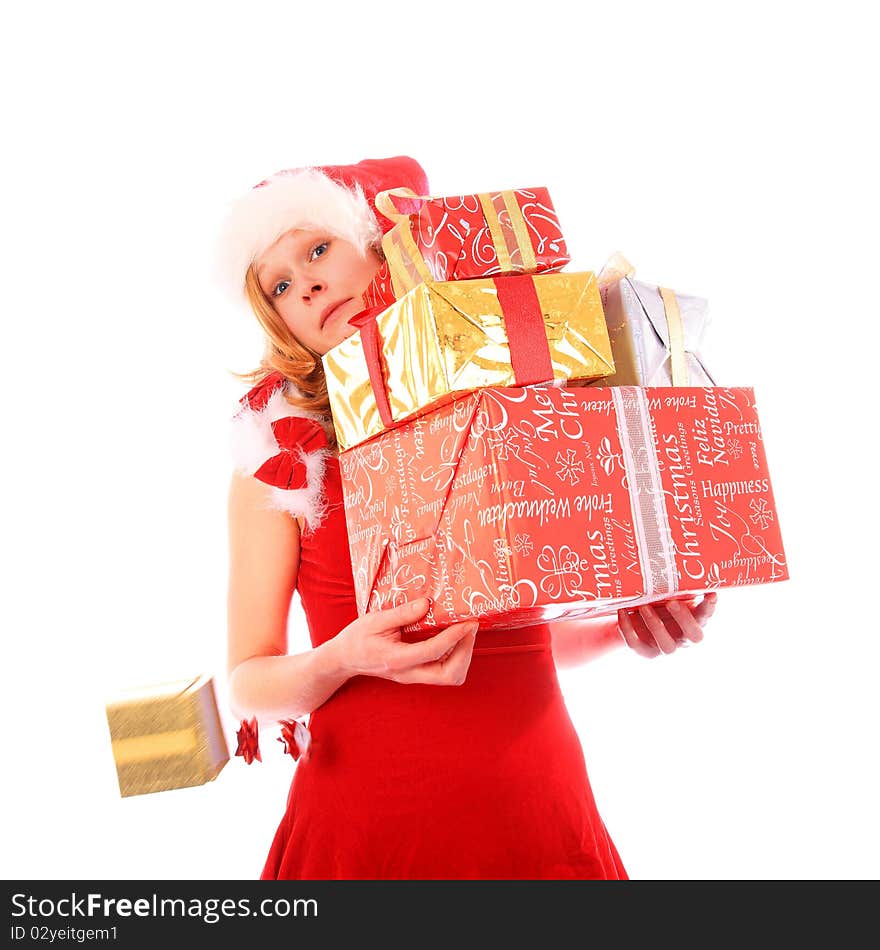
[215,155,429,302]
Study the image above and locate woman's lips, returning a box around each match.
[320,298,354,329]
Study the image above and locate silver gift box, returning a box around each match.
[588,275,716,387]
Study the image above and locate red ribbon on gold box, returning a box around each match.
[323,272,614,451]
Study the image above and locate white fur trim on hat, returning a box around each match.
[215,168,383,303]
[229,383,332,532]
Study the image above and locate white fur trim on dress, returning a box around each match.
[215,168,383,303]
[229,384,331,532]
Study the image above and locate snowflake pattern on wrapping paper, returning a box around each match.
[726,438,744,460]
[485,429,511,461]
[493,538,513,558]
[386,473,401,496]
[514,533,534,557]
[749,498,774,530]
[452,560,466,586]
[486,426,529,463]
[555,448,585,485]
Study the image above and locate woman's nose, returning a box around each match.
[301,281,324,301]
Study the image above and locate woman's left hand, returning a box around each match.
[617,592,717,659]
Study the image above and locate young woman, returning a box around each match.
[216,156,717,880]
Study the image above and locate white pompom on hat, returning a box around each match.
[215,155,429,302]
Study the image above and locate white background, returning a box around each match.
[3,1,878,881]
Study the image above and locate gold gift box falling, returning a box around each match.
[106,674,229,798]
[323,271,614,452]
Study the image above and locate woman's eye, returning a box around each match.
[310,242,329,261]
[272,280,290,297]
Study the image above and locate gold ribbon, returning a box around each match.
[374,187,422,224]
[658,286,689,387]
[375,187,433,293]
[479,193,512,271]
[501,191,537,272]
[112,728,199,764]
[478,191,538,274]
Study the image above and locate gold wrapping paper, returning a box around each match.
[106,674,229,797]
[323,272,614,452]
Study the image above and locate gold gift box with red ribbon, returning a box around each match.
[322,272,615,452]
[106,674,229,797]
[365,186,570,308]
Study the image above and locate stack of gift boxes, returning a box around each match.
[323,185,788,636]
[104,184,790,798]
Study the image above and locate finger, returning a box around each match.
[692,592,718,626]
[627,611,659,648]
[367,597,431,632]
[395,631,477,685]
[388,620,478,670]
[628,609,688,651]
[617,608,660,659]
[638,605,678,655]
[651,603,687,642]
[666,599,704,643]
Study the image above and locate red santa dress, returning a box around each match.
[231,372,627,880]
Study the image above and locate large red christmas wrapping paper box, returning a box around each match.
[340,385,788,635]
[361,186,571,309]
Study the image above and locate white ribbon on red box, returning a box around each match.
[612,387,678,602]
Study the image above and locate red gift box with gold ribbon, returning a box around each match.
[361,186,571,309]
[339,385,788,635]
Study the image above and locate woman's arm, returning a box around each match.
[226,472,351,724]
[226,472,481,725]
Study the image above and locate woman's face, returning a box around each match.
[254,228,381,356]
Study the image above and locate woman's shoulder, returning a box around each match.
[238,370,288,413]
[229,372,332,532]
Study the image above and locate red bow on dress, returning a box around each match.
[235,717,261,765]
[278,719,312,762]
[254,416,329,491]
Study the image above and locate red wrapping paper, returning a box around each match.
[408,187,568,278]
[361,259,396,310]
[340,385,788,635]
[366,186,570,308]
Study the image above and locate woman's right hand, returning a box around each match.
[334,598,478,686]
